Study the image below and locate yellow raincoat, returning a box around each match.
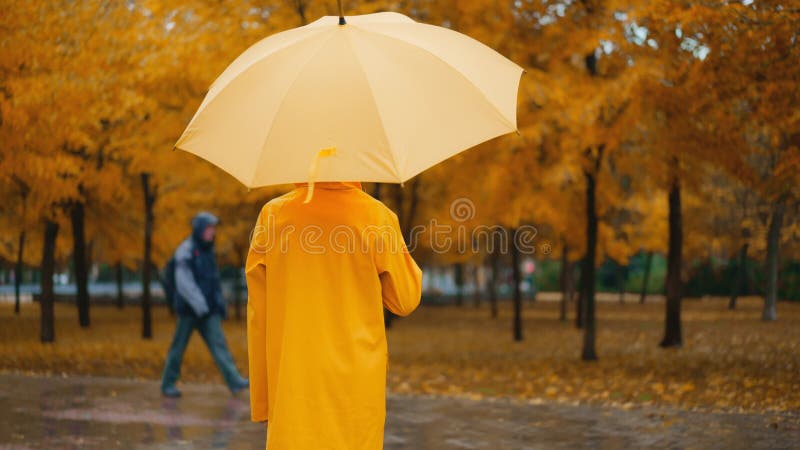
[245,181,422,449]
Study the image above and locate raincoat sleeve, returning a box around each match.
[245,208,269,422]
[175,242,210,317]
[375,210,423,317]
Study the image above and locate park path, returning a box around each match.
[0,373,797,449]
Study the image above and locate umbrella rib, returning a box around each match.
[350,24,519,134]
[345,29,403,183]
[249,30,339,186]
[194,28,330,125]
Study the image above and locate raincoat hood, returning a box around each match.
[191,211,219,246]
[292,181,363,203]
[292,181,363,190]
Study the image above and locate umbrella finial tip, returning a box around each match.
[337,0,346,25]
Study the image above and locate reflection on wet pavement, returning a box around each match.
[0,373,797,449]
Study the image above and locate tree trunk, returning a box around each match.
[14,230,25,314]
[141,173,155,339]
[728,243,748,310]
[454,262,464,306]
[71,202,90,327]
[511,228,523,341]
[488,233,500,319]
[13,181,29,315]
[581,164,599,361]
[660,177,683,347]
[762,200,785,321]
[40,220,59,343]
[639,251,653,304]
[473,265,483,308]
[617,261,626,304]
[401,178,421,236]
[115,261,124,309]
[559,244,570,322]
[575,259,584,328]
[566,262,576,317]
[294,0,308,24]
[579,52,600,349]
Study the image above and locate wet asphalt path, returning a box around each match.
[0,373,797,449]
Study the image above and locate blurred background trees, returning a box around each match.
[0,0,797,355]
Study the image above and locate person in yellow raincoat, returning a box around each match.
[245,181,423,449]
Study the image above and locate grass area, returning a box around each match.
[1,296,798,416]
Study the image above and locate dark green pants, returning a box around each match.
[161,314,243,390]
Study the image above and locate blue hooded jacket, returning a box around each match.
[173,212,226,318]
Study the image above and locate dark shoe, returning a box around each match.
[162,386,182,398]
[230,378,249,395]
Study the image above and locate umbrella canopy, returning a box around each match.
[175,12,523,189]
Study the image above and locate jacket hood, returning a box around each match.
[191,211,219,244]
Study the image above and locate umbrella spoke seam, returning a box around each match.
[193,28,329,125]
[251,30,340,186]
[346,29,403,183]
[351,24,519,133]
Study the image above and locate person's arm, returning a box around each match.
[375,210,423,317]
[175,243,210,317]
[246,209,269,423]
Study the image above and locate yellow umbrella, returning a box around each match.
[175,10,523,193]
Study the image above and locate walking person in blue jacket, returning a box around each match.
[161,211,249,398]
